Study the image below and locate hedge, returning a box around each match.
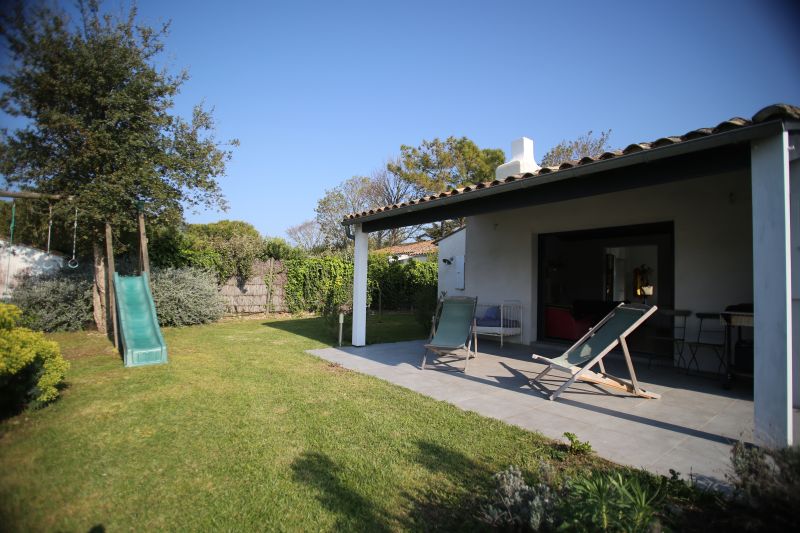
[284,253,438,315]
[0,303,69,413]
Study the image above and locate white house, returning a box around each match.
[343,103,799,448]
[435,226,466,297]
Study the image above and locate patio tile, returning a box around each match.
[307,340,795,486]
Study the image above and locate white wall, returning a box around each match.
[464,170,754,372]
[0,240,64,296]
[437,228,466,297]
[790,156,799,406]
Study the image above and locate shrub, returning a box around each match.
[150,267,225,326]
[413,284,439,333]
[284,254,437,317]
[263,237,305,260]
[727,441,800,530]
[10,271,93,332]
[0,303,69,414]
[369,255,438,311]
[284,256,354,314]
[321,281,353,341]
[563,432,594,456]
[184,221,266,284]
[479,465,559,531]
[562,471,663,532]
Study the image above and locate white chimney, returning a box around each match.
[495,137,540,180]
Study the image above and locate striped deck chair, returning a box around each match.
[531,303,660,400]
[422,296,478,373]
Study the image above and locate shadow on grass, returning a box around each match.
[291,451,392,532]
[264,314,426,347]
[263,317,334,345]
[399,440,495,531]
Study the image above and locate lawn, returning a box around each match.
[1,314,649,531]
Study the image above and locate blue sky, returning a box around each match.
[5,0,800,238]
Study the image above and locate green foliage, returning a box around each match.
[314,176,375,250]
[284,256,354,314]
[727,441,800,530]
[150,267,224,327]
[284,254,437,321]
[263,237,305,260]
[479,465,559,531]
[563,432,594,456]
[184,221,264,284]
[0,303,69,413]
[387,136,502,240]
[10,271,93,332]
[0,0,235,254]
[388,136,505,194]
[563,471,664,532]
[368,255,438,311]
[148,225,193,269]
[185,220,261,242]
[540,130,612,168]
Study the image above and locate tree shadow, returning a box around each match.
[291,451,392,532]
[399,440,496,532]
[264,317,334,345]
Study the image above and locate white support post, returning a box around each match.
[352,224,369,347]
[751,132,793,447]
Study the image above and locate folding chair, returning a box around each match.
[530,303,660,401]
[686,312,726,375]
[422,296,478,373]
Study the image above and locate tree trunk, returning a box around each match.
[93,242,108,333]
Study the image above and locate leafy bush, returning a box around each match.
[368,254,438,310]
[263,237,305,260]
[727,441,800,530]
[413,284,439,333]
[479,465,559,531]
[184,221,266,284]
[284,256,354,314]
[10,271,93,332]
[563,432,594,456]
[0,303,69,414]
[321,278,353,341]
[284,254,437,319]
[150,267,225,326]
[562,471,663,532]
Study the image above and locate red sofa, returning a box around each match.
[544,300,624,341]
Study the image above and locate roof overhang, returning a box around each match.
[345,119,792,233]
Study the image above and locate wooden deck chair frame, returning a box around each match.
[422,296,478,373]
[531,303,660,401]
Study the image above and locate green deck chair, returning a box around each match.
[422,296,478,373]
[531,303,660,400]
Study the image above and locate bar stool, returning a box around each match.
[686,312,726,375]
[650,309,691,369]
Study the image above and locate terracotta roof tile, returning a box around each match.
[345,103,799,221]
[374,240,437,257]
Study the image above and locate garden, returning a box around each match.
[3,300,798,531]
[1,2,798,531]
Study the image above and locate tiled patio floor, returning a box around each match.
[309,340,799,489]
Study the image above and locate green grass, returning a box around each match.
[1,313,609,531]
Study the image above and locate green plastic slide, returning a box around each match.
[114,271,167,367]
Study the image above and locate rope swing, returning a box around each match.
[67,206,79,269]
